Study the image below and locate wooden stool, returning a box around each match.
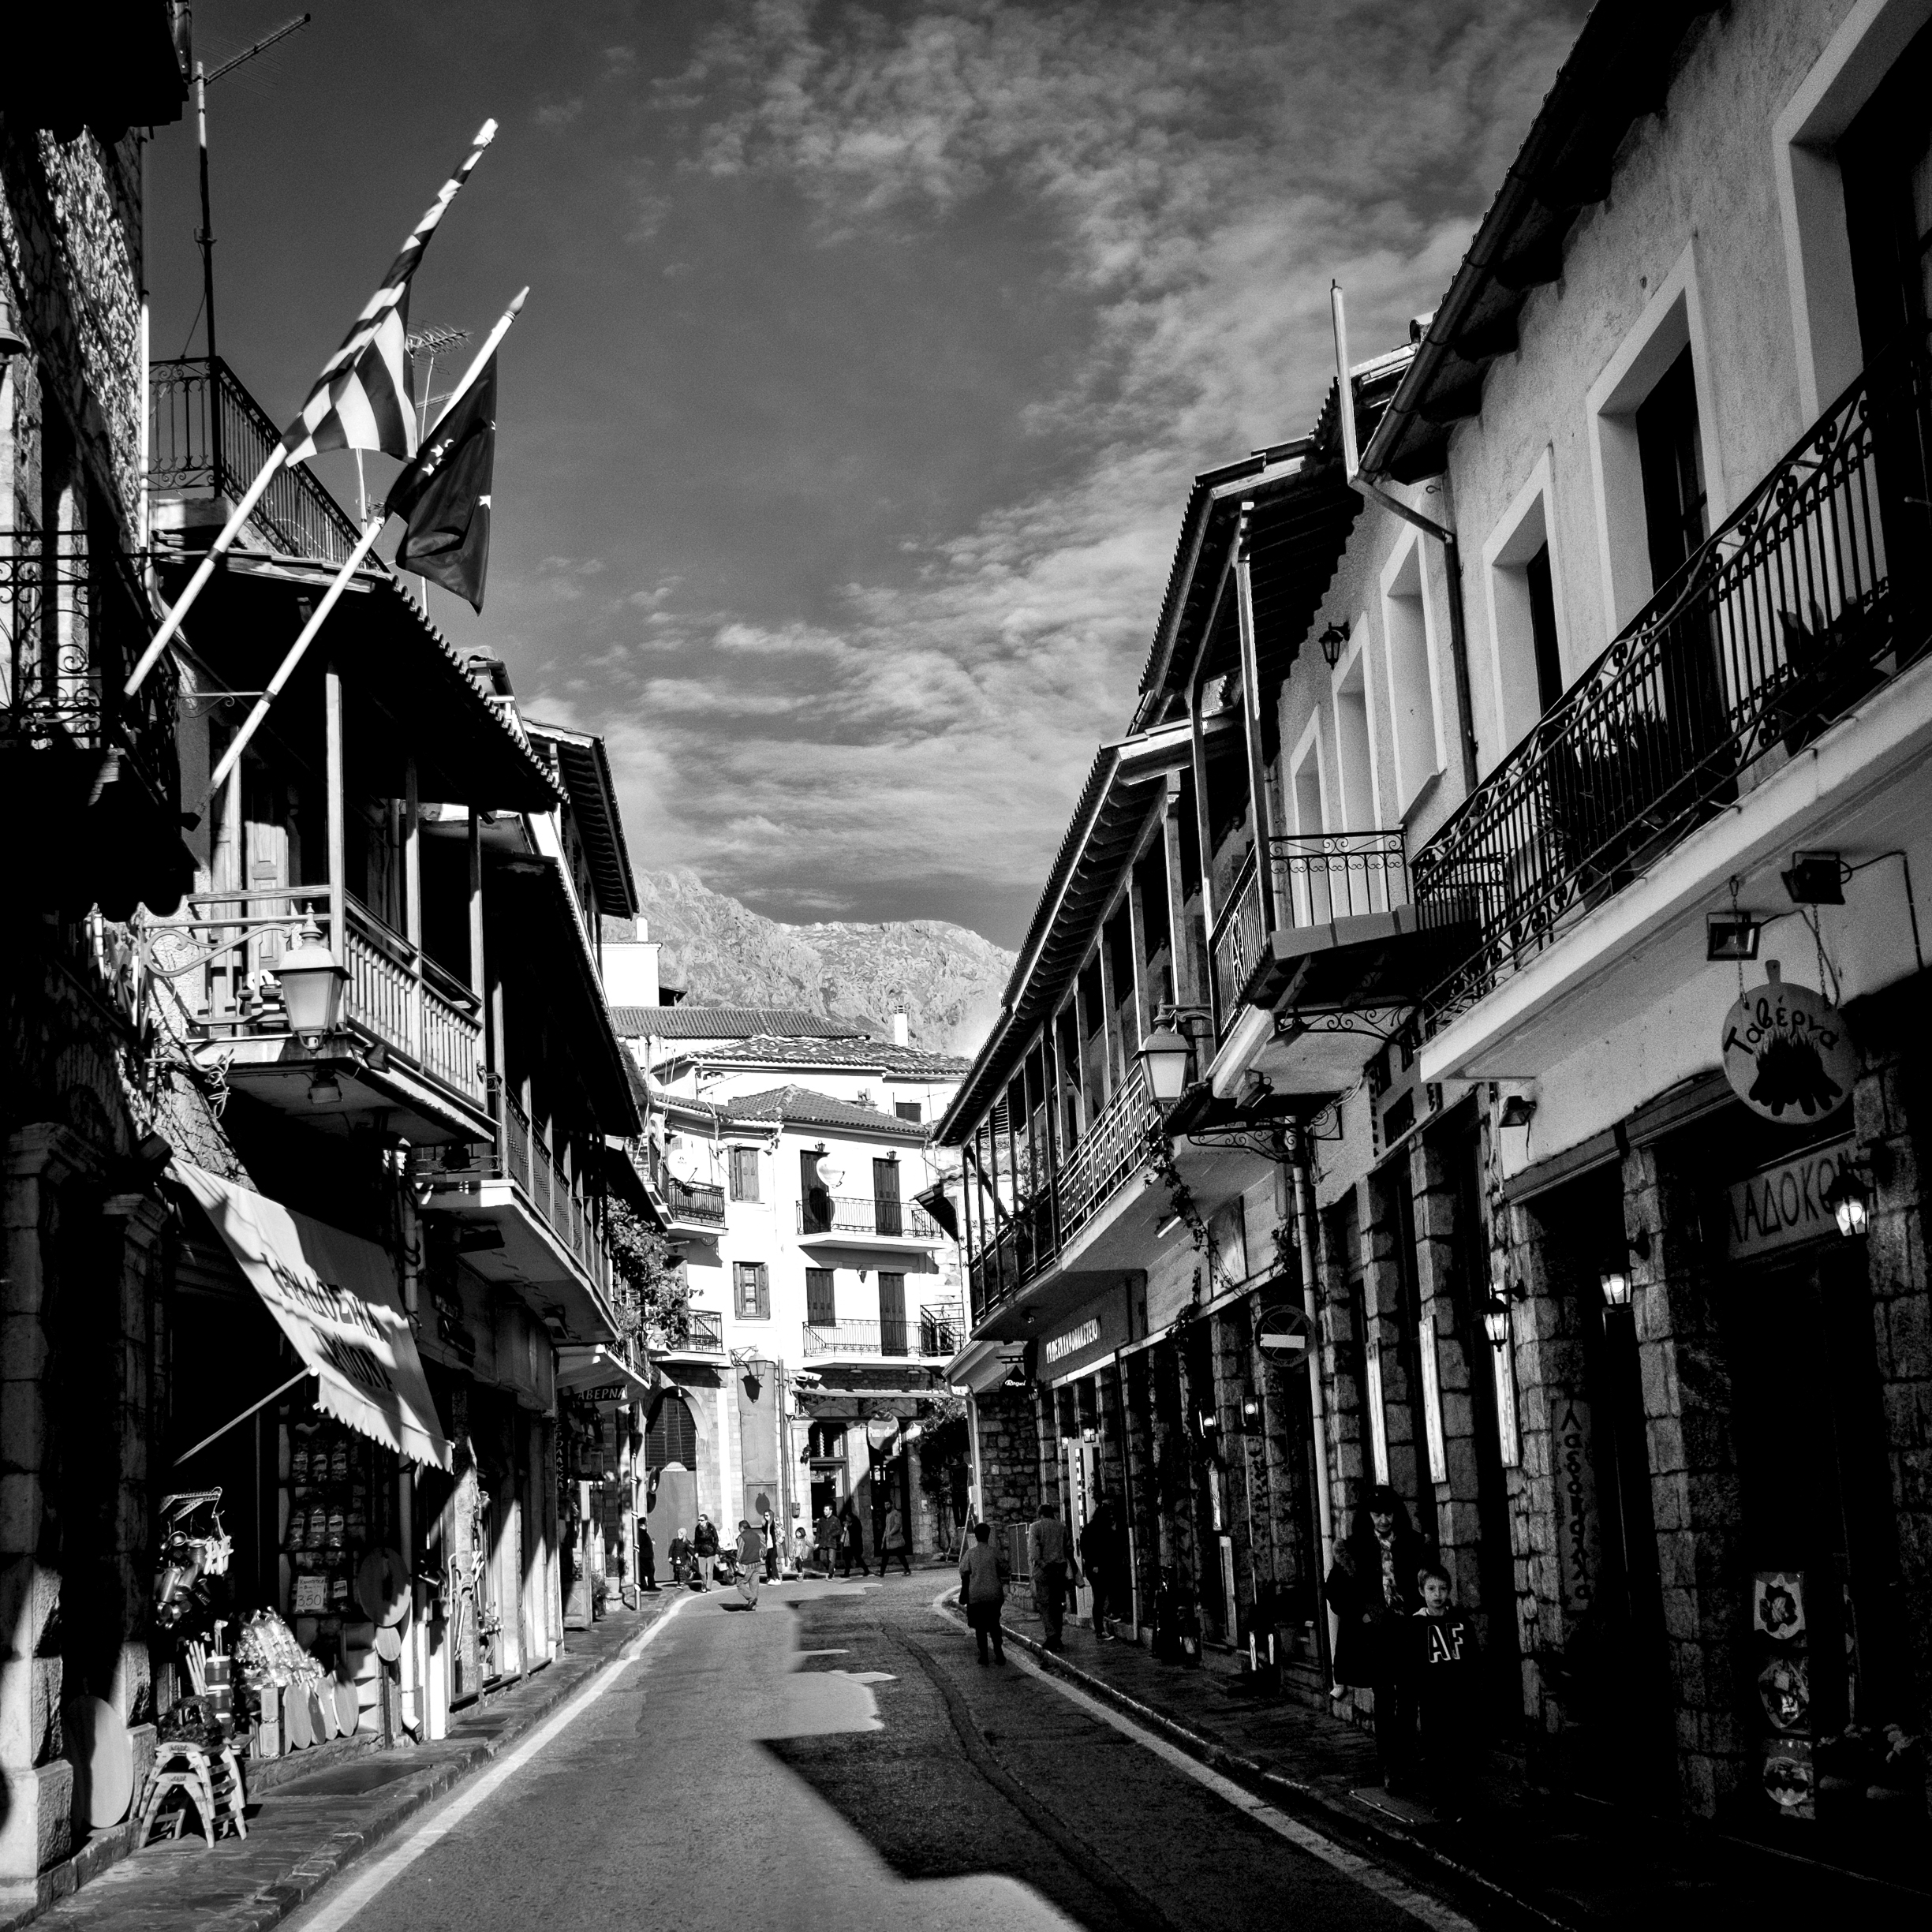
[136,1738,249,1848]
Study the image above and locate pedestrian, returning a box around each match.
[814,1504,838,1575]
[882,1501,912,1576]
[639,1523,658,1594]
[1028,1499,1077,1652]
[692,1514,719,1590]
[1412,1564,1479,1811]
[837,1499,869,1578]
[1323,1485,1428,1794]
[667,1527,693,1588]
[959,1521,1006,1665]
[1078,1495,1123,1639]
[735,1519,764,1609]
[761,1507,780,1583]
[792,1524,810,1578]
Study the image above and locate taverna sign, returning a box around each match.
[1725,1138,1856,1260]
[1042,1318,1101,1366]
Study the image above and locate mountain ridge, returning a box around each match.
[628,869,1012,1062]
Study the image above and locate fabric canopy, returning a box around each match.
[175,1163,451,1470]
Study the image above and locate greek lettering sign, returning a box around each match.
[1042,1317,1101,1366]
[1550,1398,1600,1622]
[1725,1138,1856,1261]
[1720,965,1856,1123]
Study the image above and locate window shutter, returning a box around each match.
[755,1263,770,1319]
[895,1101,922,1123]
[879,1272,907,1355]
[729,1147,760,1201]
[806,1268,835,1327]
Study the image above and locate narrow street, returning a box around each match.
[282,1578,1469,1932]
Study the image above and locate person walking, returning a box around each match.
[639,1523,658,1594]
[1078,1495,1123,1639]
[959,1521,1006,1665]
[814,1504,838,1575]
[837,1500,870,1578]
[692,1514,719,1590]
[735,1519,764,1608]
[1028,1499,1077,1652]
[760,1508,780,1583]
[881,1501,912,1576]
[1324,1485,1428,1794]
[667,1527,694,1589]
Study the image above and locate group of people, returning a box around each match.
[957,1494,1126,1665]
[660,1503,918,1595]
[1323,1484,1480,1806]
[804,1499,914,1577]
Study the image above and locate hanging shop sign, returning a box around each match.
[1719,965,1856,1123]
[1725,1138,1857,1261]
[1042,1318,1101,1367]
[1041,1288,1133,1384]
[1550,1398,1601,1623]
[175,1162,451,1470]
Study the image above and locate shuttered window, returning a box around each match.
[895,1101,922,1123]
[734,1261,770,1320]
[645,1392,697,1470]
[879,1272,907,1355]
[728,1146,760,1201]
[805,1268,835,1326]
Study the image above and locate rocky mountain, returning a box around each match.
[626,869,1014,1061]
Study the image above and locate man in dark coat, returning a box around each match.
[1324,1485,1428,1792]
[838,1500,870,1578]
[1078,1497,1124,1640]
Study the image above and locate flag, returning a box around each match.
[282,121,495,465]
[388,356,496,611]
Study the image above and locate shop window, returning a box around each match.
[728,1146,760,1201]
[734,1261,769,1320]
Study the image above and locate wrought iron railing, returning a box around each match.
[683,1307,725,1351]
[663,1175,726,1225]
[801,1302,964,1359]
[149,357,364,566]
[797,1194,940,1239]
[1209,846,1264,1021]
[1271,829,1409,929]
[1,531,179,805]
[1412,325,1932,1028]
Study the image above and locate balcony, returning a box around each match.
[145,888,488,1142]
[1,531,187,916]
[662,1175,727,1234]
[651,1306,725,1356]
[797,1194,942,1243]
[150,357,363,567]
[413,1094,618,1339]
[1412,322,1932,1050]
[801,1302,965,1362]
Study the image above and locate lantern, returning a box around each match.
[275,919,348,1045]
[1137,1026,1194,1103]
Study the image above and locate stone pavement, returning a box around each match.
[6,1593,680,1932]
[962,1594,1932,1930]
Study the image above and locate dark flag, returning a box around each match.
[388,356,496,611]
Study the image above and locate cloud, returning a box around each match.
[555,0,1583,933]
[534,96,584,129]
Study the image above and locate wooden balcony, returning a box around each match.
[663,1175,727,1232]
[145,887,488,1142]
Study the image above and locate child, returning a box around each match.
[1412,1564,1480,1810]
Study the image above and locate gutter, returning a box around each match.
[1331,282,1478,794]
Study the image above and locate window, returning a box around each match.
[1378,534,1445,815]
[895,1101,922,1124]
[805,1268,835,1327]
[879,1272,907,1355]
[1482,455,1568,754]
[1330,624,1380,830]
[645,1392,697,1470]
[734,1261,769,1320]
[801,1150,831,1233]
[873,1156,902,1235]
[1635,346,1709,589]
[1525,546,1563,713]
[728,1146,760,1201]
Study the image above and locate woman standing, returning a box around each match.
[882,1502,911,1576]
[814,1505,838,1575]
[959,1522,1006,1664]
[838,1500,869,1578]
[1324,1485,1429,1794]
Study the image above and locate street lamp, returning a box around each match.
[275,919,348,1046]
[1483,1296,1512,1351]
[1317,619,1351,668]
[1598,1266,1632,1309]
[1822,1163,1870,1239]
[1137,1025,1194,1103]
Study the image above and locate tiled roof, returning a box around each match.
[719,1086,930,1138]
[697,1035,970,1077]
[607,1006,866,1041]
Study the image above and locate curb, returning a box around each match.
[14,1601,678,1932]
[935,1603,1568,1932]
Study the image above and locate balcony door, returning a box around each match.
[805,1267,835,1330]
[873,1157,902,1235]
[801,1151,832,1233]
[878,1272,907,1357]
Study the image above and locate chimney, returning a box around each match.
[891,1012,910,1048]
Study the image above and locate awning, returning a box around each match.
[174,1163,451,1470]
[555,1343,653,1399]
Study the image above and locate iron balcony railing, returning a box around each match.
[144,887,485,1105]
[1209,846,1265,1020]
[663,1175,727,1226]
[1,531,180,806]
[797,1194,941,1240]
[801,1302,964,1360]
[669,1307,725,1351]
[1411,324,1932,1030]
[149,357,364,567]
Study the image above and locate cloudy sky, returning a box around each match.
[148,0,1586,947]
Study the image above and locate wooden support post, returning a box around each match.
[1162,772,1200,1010]
[324,663,346,957]
[405,753,424,1063]
[1234,506,1279,934]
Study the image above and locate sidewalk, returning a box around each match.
[955,1595,1931,1930]
[6,1594,679,1932]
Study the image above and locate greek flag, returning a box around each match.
[281,120,496,464]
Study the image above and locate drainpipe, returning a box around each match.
[1289,1127,1337,1672]
[1330,283,1478,794]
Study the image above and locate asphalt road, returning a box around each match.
[282,1575,1476,1932]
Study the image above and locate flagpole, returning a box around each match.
[125,444,287,695]
[202,286,529,803]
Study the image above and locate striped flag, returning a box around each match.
[281,120,496,464]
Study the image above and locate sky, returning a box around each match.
[147,0,1588,948]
